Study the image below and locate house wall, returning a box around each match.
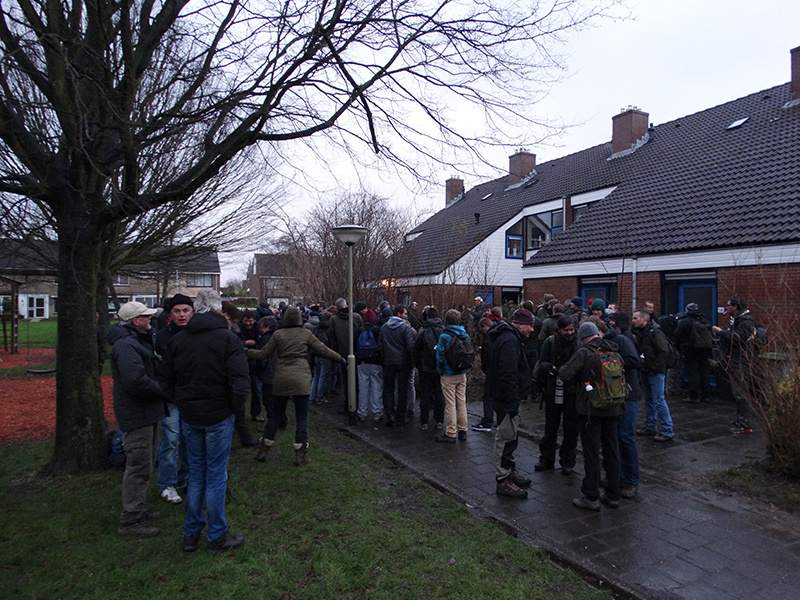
[717,263,800,327]
[522,276,579,307]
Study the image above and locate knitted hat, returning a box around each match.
[362,308,377,324]
[511,308,535,325]
[354,301,368,313]
[686,303,700,314]
[591,299,606,311]
[577,321,600,340]
[571,296,584,307]
[166,293,193,312]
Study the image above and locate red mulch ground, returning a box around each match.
[0,349,117,443]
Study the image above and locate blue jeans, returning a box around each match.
[642,372,674,436]
[310,358,331,402]
[157,403,189,490]
[358,363,384,420]
[617,400,640,486]
[182,414,235,542]
[263,395,309,444]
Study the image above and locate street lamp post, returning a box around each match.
[332,225,368,424]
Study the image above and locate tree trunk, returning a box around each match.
[43,217,108,474]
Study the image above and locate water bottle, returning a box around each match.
[584,382,594,393]
[555,378,564,405]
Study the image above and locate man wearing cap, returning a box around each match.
[484,308,535,499]
[108,301,169,537]
[154,294,194,505]
[558,321,625,510]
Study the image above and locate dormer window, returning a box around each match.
[505,220,523,259]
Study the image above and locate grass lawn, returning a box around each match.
[17,319,58,348]
[0,417,610,600]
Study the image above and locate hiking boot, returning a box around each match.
[636,428,657,437]
[252,415,265,422]
[418,423,429,431]
[496,477,528,499]
[533,460,554,472]
[653,433,675,442]
[294,442,310,466]
[160,486,182,504]
[183,533,201,552]
[143,510,161,521]
[561,466,574,476]
[620,485,638,499]
[457,431,467,441]
[509,469,531,488]
[118,520,161,537]
[600,494,619,509]
[472,422,492,432]
[435,433,456,444]
[572,496,600,511]
[730,419,753,434]
[207,531,245,556]
[385,415,395,427]
[254,439,271,462]
[435,421,444,430]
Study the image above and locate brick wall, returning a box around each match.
[522,277,578,306]
[717,264,800,327]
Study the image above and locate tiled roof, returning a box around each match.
[397,82,800,275]
[527,83,800,265]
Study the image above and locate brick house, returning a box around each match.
[393,46,800,325]
[247,253,293,307]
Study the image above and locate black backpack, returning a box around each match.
[688,319,713,350]
[420,325,443,370]
[445,330,475,371]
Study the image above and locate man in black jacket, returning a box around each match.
[633,309,675,442]
[411,308,444,430]
[110,301,169,537]
[485,309,535,499]
[161,289,249,555]
[675,303,713,403]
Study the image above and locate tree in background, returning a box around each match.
[0,0,618,473]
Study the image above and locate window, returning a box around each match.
[572,201,597,223]
[26,296,46,319]
[133,295,159,308]
[186,273,213,287]
[505,220,523,259]
[525,208,563,250]
[112,274,129,286]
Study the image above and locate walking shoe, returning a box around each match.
[183,533,201,552]
[458,431,467,441]
[160,486,182,504]
[143,510,161,521]
[620,485,638,499]
[472,422,492,432]
[118,520,161,537]
[207,532,245,556]
[533,460,554,472]
[254,439,271,462]
[496,477,528,499]
[572,496,600,511]
[561,466,574,476]
[509,469,531,488]
[374,415,383,423]
[730,420,753,434]
[357,415,367,422]
[435,421,444,430]
[294,442,310,466]
[600,494,619,509]
[435,433,456,443]
[252,414,265,422]
[653,433,675,442]
[636,428,657,437]
[418,423,429,431]
[385,415,395,427]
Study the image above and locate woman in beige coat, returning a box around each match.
[247,307,343,464]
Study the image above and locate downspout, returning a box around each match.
[631,256,638,310]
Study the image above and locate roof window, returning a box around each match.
[726,117,749,130]
[481,193,493,201]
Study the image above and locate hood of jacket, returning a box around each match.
[486,319,518,344]
[185,311,229,333]
[387,315,408,329]
[282,307,303,328]
[423,317,443,329]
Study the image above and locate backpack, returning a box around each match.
[356,328,378,359]
[445,330,475,371]
[587,341,628,410]
[657,314,679,337]
[748,325,768,355]
[688,319,713,350]
[419,325,442,370]
[650,327,679,369]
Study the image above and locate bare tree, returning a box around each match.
[0,0,618,473]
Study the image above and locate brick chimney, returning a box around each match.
[792,45,800,101]
[445,177,464,206]
[508,149,536,184]
[611,107,649,154]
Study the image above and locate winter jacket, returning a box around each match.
[247,308,342,396]
[256,330,278,387]
[604,327,642,401]
[412,318,443,373]
[558,337,627,417]
[484,321,530,406]
[108,324,168,432]
[537,333,580,396]
[329,308,363,356]
[435,324,468,376]
[674,313,712,352]
[378,316,415,367]
[717,309,756,374]
[538,314,562,342]
[155,319,185,357]
[160,311,249,427]
[634,321,670,375]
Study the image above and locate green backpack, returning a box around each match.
[587,341,628,410]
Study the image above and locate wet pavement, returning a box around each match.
[312,393,800,599]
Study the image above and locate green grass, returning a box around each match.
[17,319,58,348]
[0,418,610,600]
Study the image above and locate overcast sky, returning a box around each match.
[221,0,800,283]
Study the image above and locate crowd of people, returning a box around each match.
[107,288,760,551]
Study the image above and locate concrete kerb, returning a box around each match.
[322,408,647,600]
